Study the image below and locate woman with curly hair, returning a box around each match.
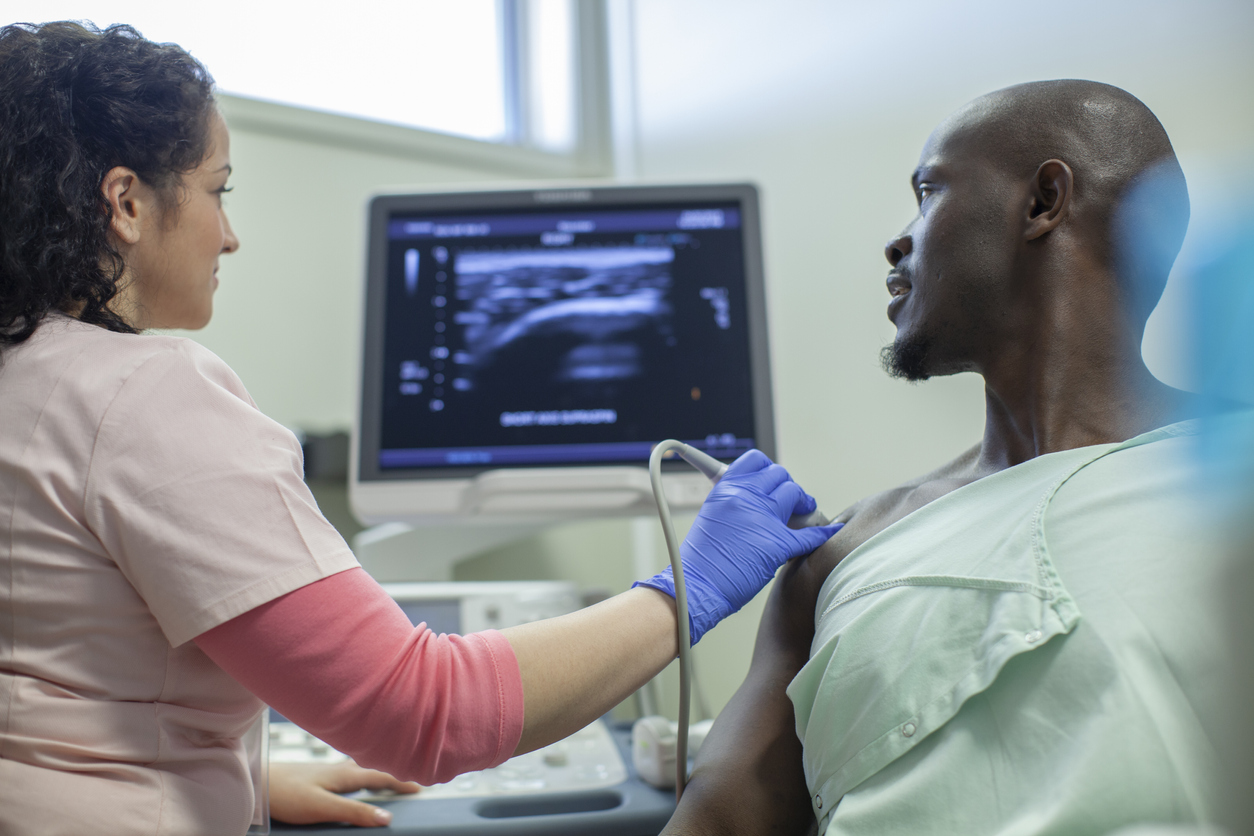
[0,20,838,836]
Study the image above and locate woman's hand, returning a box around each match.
[269,761,421,828]
[636,449,842,644]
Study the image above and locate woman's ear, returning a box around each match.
[100,166,148,245]
[1025,159,1074,241]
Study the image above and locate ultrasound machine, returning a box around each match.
[273,183,777,835]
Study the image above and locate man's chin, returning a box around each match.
[880,338,933,382]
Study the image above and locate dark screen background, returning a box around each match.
[377,202,756,467]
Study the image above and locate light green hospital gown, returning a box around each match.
[788,421,1227,835]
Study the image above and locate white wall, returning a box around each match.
[174,0,1254,720]
[618,0,1254,714]
[628,0,1254,506]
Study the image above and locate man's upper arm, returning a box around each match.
[660,478,957,835]
[657,448,978,832]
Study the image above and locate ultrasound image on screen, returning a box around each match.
[377,204,756,470]
[455,247,674,389]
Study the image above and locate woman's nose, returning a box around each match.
[221,211,240,254]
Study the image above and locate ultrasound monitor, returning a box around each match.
[351,183,776,526]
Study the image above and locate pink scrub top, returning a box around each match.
[0,314,359,835]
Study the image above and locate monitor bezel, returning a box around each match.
[356,182,776,483]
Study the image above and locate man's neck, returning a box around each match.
[956,258,1199,474]
[972,330,1193,475]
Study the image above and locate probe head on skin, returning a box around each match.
[788,508,832,529]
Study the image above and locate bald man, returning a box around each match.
[664,81,1227,835]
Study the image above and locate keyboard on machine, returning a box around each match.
[269,718,628,800]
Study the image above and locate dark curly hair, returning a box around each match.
[0,21,217,349]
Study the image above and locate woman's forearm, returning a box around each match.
[503,586,678,755]
[196,568,525,785]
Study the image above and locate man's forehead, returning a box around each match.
[914,129,972,180]
[916,97,1007,177]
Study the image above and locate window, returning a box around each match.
[17,0,588,154]
[503,0,576,151]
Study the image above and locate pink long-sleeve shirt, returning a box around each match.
[194,566,525,785]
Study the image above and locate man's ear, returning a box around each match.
[1025,159,1074,241]
[101,166,148,245]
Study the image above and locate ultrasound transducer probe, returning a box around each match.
[648,440,829,798]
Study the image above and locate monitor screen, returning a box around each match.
[355,183,775,497]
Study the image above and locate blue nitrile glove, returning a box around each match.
[634,449,844,644]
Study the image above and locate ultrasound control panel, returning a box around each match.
[270,721,676,836]
[269,718,628,799]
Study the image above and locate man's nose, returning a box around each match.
[885,231,912,267]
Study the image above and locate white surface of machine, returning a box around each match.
[378,580,582,633]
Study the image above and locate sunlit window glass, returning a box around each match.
[16,1,511,142]
[528,0,575,151]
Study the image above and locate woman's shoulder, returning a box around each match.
[36,312,210,356]
[1,317,257,488]
[11,313,251,410]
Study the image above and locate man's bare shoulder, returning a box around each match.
[785,444,984,607]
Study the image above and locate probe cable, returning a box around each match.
[649,440,830,800]
[648,439,728,801]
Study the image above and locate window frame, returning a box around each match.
[216,0,611,178]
